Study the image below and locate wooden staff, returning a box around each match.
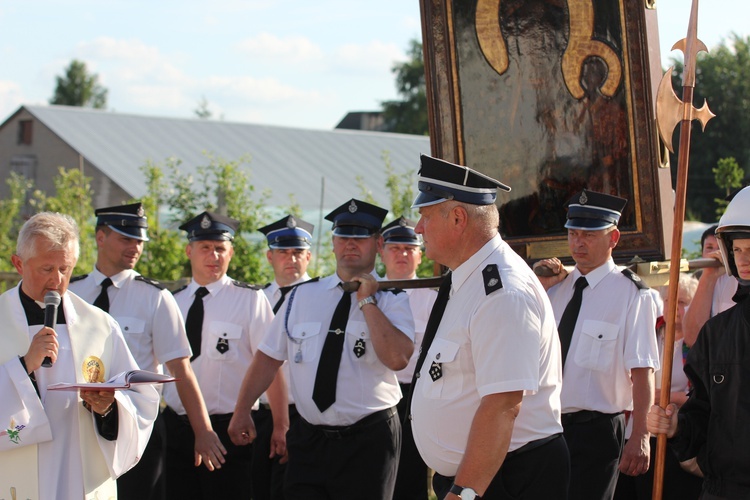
[532,257,720,278]
[652,1,714,497]
[340,275,445,293]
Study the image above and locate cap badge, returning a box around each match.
[399,218,407,227]
[579,191,588,205]
[200,214,211,229]
[287,217,297,229]
[137,206,145,217]
[348,200,358,213]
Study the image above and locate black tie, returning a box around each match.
[186,287,209,361]
[273,287,291,314]
[312,284,351,412]
[93,278,113,313]
[558,276,589,367]
[411,272,452,382]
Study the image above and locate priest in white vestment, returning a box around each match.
[0,212,159,500]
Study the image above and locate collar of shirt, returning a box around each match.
[90,267,134,290]
[188,273,229,298]
[450,233,503,297]
[571,258,616,290]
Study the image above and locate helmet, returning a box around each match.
[716,186,750,278]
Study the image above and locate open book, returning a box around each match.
[47,369,177,391]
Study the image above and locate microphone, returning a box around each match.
[41,291,61,368]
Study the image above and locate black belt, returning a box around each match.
[506,433,562,458]
[302,406,397,440]
[256,402,297,412]
[561,410,623,426]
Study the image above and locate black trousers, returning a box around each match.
[394,384,429,500]
[164,406,252,500]
[613,436,702,500]
[251,404,300,500]
[117,411,166,500]
[433,434,569,500]
[563,411,625,500]
[284,407,400,500]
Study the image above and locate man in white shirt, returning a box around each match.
[69,202,226,500]
[379,215,436,500]
[0,212,159,499]
[535,189,659,500]
[164,210,283,499]
[252,214,315,500]
[409,155,568,500]
[229,199,415,500]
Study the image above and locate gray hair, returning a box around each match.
[16,212,80,260]
[659,273,699,303]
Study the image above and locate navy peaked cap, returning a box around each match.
[325,199,388,238]
[258,215,314,249]
[382,216,420,245]
[412,154,511,208]
[179,211,239,241]
[95,202,149,241]
[564,189,627,230]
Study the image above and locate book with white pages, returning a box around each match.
[47,369,177,391]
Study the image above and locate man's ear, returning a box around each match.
[609,228,621,248]
[11,254,23,275]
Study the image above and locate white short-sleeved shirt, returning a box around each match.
[69,268,191,374]
[712,273,738,316]
[547,259,660,414]
[260,273,311,405]
[164,274,274,415]
[259,270,415,426]
[392,283,437,384]
[410,235,564,477]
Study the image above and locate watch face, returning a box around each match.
[460,488,478,500]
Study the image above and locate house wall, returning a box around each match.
[0,108,132,211]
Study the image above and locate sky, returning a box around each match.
[1,1,748,131]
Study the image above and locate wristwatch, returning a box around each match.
[357,295,377,309]
[449,483,480,499]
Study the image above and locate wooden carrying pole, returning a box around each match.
[652,1,713,497]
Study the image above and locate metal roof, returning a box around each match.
[23,105,430,214]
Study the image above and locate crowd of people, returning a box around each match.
[0,153,746,500]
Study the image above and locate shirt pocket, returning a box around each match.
[114,316,148,357]
[573,320,619,372]
[206,321,243,361]
[420,338,462,400]
[346,320,375,364]
[290,322,324,365]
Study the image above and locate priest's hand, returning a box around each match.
[25,326,59,371]
[80,389,116,416]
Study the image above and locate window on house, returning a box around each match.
[11,155,37,179]
[18,120,33,145]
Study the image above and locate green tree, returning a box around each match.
[165,154,272,284]
[0,173,33,271]
[194,96,213,119]
[357,152,436,278]
[50,59,108,108]
[28,167,96,273]
[713,157,744,217]
[136,162,187,281]
[669,34,750,221]
[381,39,429,135]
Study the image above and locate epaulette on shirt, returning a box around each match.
[232,280,263,290]
[135,275,166,290]
[482,264,503,295]
[621,268,649,290]
[70,274,88,283]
